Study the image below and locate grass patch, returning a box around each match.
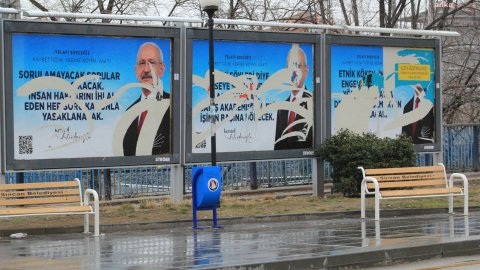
[161,198,175,210]
[139,199,157,210]
[118,204,135,216]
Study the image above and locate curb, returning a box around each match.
[216,238,480,270]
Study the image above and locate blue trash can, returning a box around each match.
[192,166,222,228]
[192,166,222,209]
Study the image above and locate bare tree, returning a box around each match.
[339,0,351,25]
[378,0,408,28]
[440,2,480,123]
[26,0,159,22]
[0,0,20,8]
[351,0,359,26]
[424,0,476,29]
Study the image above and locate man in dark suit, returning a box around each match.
[401,84,434,144]
[123,42,170,156]
[274,44,313,150]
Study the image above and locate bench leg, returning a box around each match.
[464,190,469,216]
[375,220,381,246]
[374,194,380,221]
[84,189,101,236]
[84,214,90,233]
[94,208,100,237]
[84,213,100,236]
[92,197,100,236]
[361,184,366,219]
[448,194,453,214]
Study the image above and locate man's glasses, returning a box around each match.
[136,59,163,69]
[289,61,307,69]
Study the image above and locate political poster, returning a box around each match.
[12,33,172,160]
[191,40,314,153]
[331,45,435,144]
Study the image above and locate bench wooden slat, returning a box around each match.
[0,181,79,191]
[370,172,445,182]
[0,196,81,206]
[365,165,444,175]
[0,205,91,215]
[367,180,446,189]
[381,187,463,198]
[0,189,80,198]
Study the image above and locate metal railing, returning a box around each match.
[184,159,313,193]
[4,167,171,200]
[443,124,479,172]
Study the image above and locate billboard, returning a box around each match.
[327,35,440,151]
[3,21,180,170]
[187,30,320,162]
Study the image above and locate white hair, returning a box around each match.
[287,43,307,67]
[137,42,163,63]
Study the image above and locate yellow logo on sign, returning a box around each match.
[398,64,431,81]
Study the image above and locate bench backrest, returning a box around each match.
[0,180,83,207]
[361,164,447,191]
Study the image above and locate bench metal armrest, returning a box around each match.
[84,189,99,208]
[83,189,100,236]
[448,173,469,216]
[448,173,468,191]
[362,177,379,195]
[360,176,380,220]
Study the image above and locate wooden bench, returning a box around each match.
[0,178,100,236]
[358,163,468,221]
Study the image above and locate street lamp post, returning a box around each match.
[192,0,223,229]
[199,0,221,166]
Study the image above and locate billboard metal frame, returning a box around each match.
[0,19,5,174]
[185,29,322,163]
[325,34,442,152]
[2,20,182,170]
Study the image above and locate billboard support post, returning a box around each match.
[312,158,324,197]
[249,162,258,190]
[103,169,111,200]
[473,126,479,171]
[170,164,184,203]
[15,171,24,184]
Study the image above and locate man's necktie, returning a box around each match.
[138,111,148,135]
[288,97,297,133]
[411,96,420,136]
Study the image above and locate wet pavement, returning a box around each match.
[1,212,480,269]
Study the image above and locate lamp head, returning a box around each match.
[199,0,221,12]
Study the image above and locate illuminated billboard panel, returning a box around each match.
[4,21,180,170]
[191,40,315,154]
[330,43,437,147]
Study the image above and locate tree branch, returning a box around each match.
[424,0,475,30]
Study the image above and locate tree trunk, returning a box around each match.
[339,0,351,25]
[351,0,359,26]
[379,0,386,28]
